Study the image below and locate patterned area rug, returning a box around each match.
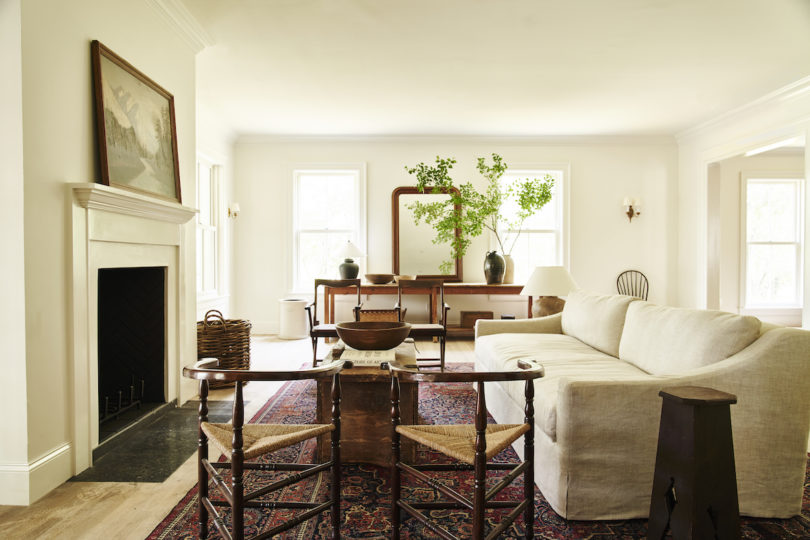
[149,377,810,539]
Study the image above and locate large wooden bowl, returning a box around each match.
[336,321,412,350]
[365,273,394,284]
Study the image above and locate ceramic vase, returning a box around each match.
[339,258,359,279]
[483,251,505,284]
[502,254,515,284]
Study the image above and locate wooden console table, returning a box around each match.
[323,282,531,338]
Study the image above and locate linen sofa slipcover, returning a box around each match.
[475,289,810,520]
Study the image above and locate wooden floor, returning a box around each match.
[0,336,475,539]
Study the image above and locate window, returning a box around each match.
[498,167,567,284]
[196,157,220,297]
[741,174,804,309]
[292,166,366,292]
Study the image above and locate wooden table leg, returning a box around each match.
[528,296,533,318]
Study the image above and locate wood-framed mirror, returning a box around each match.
[392,186,463,281]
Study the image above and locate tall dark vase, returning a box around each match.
[483,251,505,284]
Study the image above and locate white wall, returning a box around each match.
[0,0,30,505]
[676,77,810,327]
[233,137,678,333]
[712,152,804,322]
[13,0,198,504]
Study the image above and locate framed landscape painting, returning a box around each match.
[91,40,181,203]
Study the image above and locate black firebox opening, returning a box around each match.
[97,266,166,442]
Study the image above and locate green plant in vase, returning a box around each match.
[404,153,554,283]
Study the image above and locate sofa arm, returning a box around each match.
[475,313,562,339]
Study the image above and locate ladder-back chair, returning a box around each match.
[389,360,545,539]
[182,358,346,540]
[306,278,362,366]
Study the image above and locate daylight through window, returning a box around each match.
[742,175,804,308]
[293,167,365,292]
[196,157,220,296]
[498,168,566,284]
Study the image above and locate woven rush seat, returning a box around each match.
[396,424,529,465]
[202,422,334,460]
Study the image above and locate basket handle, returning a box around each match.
[203,309,226,328]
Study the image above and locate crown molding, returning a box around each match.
[676,75,810,142]
[235,133,677,146]
[145,0,213,54]
[72,183,197,224]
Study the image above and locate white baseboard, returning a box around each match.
[0,443,72,505]
[0,463,31,505]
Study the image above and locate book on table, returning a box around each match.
[338,348,396,366]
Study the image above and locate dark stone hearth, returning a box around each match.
[71,400,234,483]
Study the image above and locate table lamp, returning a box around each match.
[521,266,578,318]
[338,240,364,279]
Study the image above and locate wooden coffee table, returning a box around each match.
[316,341,418,466]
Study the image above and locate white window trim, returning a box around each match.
[196,155,226,301]
[492,163,571,272]
[290,163,367,295]
[739,170,805,312]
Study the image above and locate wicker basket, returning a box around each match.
[197,309,251,388]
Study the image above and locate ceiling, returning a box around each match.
[185,0,810,137]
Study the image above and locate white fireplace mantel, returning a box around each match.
[72,182,197,223]
[69,182,197,475]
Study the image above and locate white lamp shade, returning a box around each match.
[231,202,241,213]
[338,240,364,259]
[520,266,578,297]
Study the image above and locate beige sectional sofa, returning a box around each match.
[474,289,810,520]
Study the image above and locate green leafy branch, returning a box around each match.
[404,154,555,274]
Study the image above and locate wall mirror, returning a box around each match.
[392,186,462,281]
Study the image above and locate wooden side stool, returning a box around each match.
[648,386,740,540]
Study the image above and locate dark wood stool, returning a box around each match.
[648,386,741,540]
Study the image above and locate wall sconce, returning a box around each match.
[228,203,240,218]
[623,196,641,222]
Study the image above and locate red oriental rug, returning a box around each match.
[149,378,810,539]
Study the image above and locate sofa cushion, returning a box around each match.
[561,290,637,357]
[618,302,761,375]
[476,333,648,441]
